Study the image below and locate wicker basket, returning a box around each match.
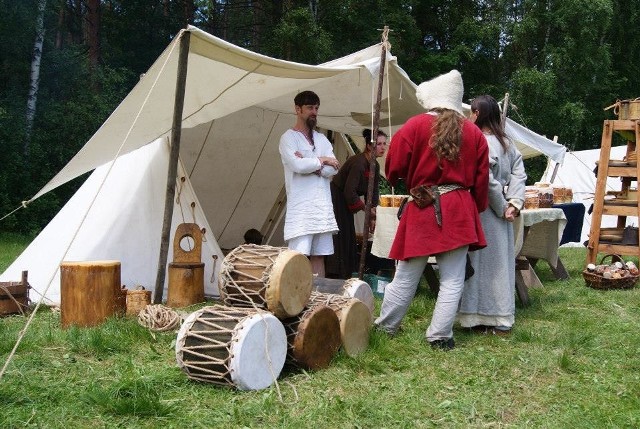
[126,287,152,316]
[583,254,639,290]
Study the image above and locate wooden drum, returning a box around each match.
[218,244,312,319]
[60,260,125,328]
[308,292,372,357]
[282,304,341,370]
[175,304,287,390]
[313,277,375,316]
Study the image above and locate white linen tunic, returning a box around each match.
[279,129,338,241]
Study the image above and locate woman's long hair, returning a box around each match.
[471,95,510,152]
[429,108,463,162]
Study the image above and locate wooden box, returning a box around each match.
[0,271,30,316]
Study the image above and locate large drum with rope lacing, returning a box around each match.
[175,304,287,390]
[218,244,312,319]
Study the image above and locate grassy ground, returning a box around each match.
[1,237,640,428]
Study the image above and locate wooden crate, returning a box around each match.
[0,271,30,316]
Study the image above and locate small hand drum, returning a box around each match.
[342,278,375,316]
[308,291,372,357]
[175,304,287,390]
[218,244,312,319]
[281,304,341,370]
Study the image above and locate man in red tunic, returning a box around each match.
[374,70,489,350]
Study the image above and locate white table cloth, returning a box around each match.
[515,208,567,269]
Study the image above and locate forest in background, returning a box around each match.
[1,0,639,235]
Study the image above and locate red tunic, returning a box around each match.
[386,113,489,260]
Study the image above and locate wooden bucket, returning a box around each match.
[126,287,152,316]
[0,271,30,316]
[167,262,205,308]
[60,261,124,328]
[615,98,640,120]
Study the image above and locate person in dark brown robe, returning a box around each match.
[326,129,387,279]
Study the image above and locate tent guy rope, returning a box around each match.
[0,29,184,382]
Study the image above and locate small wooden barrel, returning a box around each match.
[166,262,205,308]
[282,304,341,370]
[60,260,123,328]
[126,288,152,316]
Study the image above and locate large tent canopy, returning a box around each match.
[34,27,565,248]
[2,26,566,303]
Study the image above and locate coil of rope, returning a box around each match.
[137,304,181,332]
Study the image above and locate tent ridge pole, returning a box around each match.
[154,30,191,303]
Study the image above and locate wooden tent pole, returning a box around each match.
[549,136,560,183]
[153,31,191,303]
[358,26,389,279]
[501,92,510,128]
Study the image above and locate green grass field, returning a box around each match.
[1,234,640,428]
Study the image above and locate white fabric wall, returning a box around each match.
[0,139,224,304]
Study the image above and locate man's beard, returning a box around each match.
[306,116,317,129]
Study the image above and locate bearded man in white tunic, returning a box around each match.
[279,90,340,277]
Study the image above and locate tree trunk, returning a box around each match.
[252,0,262,49]
[86,0,100,71]
[55,0,65,49]
[183,0,195,27]
[25,0,47,156]
[72,0,82,44]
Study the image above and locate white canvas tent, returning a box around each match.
[1,26,566,304]
[541,145,636,247]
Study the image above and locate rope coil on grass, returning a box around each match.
[137,304,181,332]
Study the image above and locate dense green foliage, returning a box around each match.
[1,0,639,233]
[1,240,640,427]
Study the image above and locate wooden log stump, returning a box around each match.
[166,262,205,308]
[60,261,124,328]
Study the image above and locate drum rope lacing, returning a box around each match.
[176,304,288,400]
[216,244,298,400]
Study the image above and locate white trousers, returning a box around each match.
[374,245,468,341]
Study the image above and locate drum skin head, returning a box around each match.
[292,305,341,370]
[338,299,372,357]
[266,250,312,318]
[229,313,287,390]
[344,278,375,316]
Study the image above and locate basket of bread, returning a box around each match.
[583,254,639,290]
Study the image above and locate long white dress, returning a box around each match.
[457,134,526,329]
[279,129,338,241]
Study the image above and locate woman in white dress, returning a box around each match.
[457,95,527,335]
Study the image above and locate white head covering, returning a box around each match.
[415,70,464,115]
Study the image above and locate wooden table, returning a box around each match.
[514,208,568,305]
